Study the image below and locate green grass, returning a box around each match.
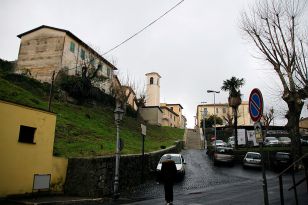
[0,72,184,157]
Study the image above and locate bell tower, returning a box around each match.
[145,72,161,106]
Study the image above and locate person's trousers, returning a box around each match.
[164,182,173,203]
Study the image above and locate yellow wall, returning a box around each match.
[51,157,68,192]
[0,101,67,196]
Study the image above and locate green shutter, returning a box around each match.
[70,42,75,53]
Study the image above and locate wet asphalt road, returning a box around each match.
[122,149,278,201]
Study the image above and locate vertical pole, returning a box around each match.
[203,111,206,149]
[279,175,284,205]
[141,134,145,183]
[214,93,216,141]
[291,169,298,205]
[304,162,308,193]
[48,71,55,112]
[114,122,120,199]
[260,142,269,205]
[234,107,238,149]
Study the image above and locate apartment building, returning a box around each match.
[196,101,252,127]
[16,25,117,93]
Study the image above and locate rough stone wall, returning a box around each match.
[64,141,183,197]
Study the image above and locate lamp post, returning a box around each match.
[113,105,124,199]
[201,102,207,149]
[207,90,220,148]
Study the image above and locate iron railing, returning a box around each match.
[277,153,308,205]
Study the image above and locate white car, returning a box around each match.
[243,152,262,168]
[156,154,186,179]
[264,137,279,146]
[212,140,227,147]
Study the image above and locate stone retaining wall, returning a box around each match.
[64,141,184,197]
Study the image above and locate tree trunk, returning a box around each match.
[234,107,238,149]
[284,94,304,161]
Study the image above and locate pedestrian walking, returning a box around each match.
[161,154,177,205]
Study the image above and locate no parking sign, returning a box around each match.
[249,88,264,122]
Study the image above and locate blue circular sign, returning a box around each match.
[249,88,263,122]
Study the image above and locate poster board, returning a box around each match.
[237,129,246,145]
[33,174,51,190]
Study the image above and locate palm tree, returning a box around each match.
[221,76,245,149]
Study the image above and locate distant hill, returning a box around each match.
[0,59,184,157]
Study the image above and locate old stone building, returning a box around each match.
[16,25,117,93]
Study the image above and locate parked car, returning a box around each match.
[243,152,262,169]
[264,137,279,146]
[301,138,308,146]
[278,137,291,145]
[211,140,227,147]
[156,154,186,180]
[213,147,234,166]
[227,136,235,148]
[271,152,292,172]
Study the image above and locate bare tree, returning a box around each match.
[241,0,308,159]
[262,107,275,134]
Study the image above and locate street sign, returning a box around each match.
[254,122,263,143]
[141,124,146,136]
[249,88,264,122]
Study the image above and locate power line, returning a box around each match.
[102,0,185,56]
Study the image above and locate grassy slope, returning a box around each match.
[0,73,184,157]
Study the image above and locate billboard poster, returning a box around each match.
[237,129,246,145]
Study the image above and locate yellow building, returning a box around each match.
[196,101,252,127]
[16,25,117,94]
[0,100,67,197]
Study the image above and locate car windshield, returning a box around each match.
[216,147,233,154]
[159,155,182,164]
[215,140,223,143]
[246,153,261,159]
[267,137,277,141]
[279,137,290,141]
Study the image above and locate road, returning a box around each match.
[121,149,307,205]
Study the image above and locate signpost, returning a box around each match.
[249,88,268,205]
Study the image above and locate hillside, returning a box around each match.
[0,59,184,157]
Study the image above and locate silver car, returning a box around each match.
[243,152,262,168]
[264,137,279,146]
[278,137,291,145]
[211,140,227,147]
[213,147,234,165]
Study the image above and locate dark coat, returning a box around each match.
[161,159,177,183]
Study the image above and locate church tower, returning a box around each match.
[145,72,161,106]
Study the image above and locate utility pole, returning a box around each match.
[48,71,55,112]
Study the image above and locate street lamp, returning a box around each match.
[200,102,207,149]
[207,90,220,148]
[113,105,124,199]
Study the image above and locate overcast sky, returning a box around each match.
[1,0,308,128]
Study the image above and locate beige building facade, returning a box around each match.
[196,101,252,127]
[16,25,117,93]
